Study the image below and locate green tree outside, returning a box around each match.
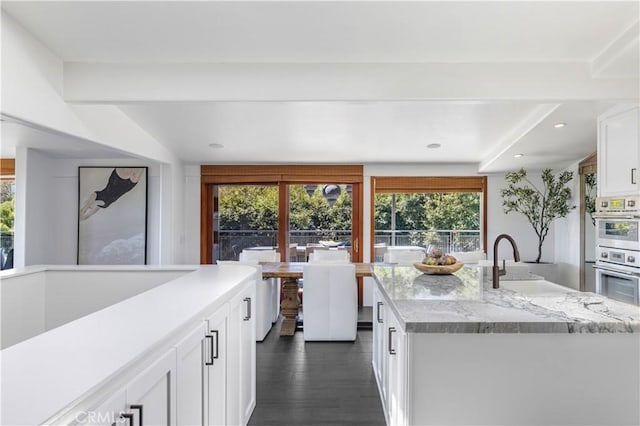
[0,181,15,232]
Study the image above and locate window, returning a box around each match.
[371,176,487,261]
[1,159,15,270]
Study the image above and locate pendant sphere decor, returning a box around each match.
[322,184,341,206]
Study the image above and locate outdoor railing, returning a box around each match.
[216,229,480,261]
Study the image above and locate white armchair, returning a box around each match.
[383,249,425,264]
[302,263,357,341]
[449,251,486,263]
[218,249,280,341]
[308,249,350,263]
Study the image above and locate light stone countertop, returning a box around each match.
[373,265,640,333]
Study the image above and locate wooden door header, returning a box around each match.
[372,176,486,193]
[201,164,363,184]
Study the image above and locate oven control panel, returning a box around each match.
[596,246,640,269]
[596,195,640,216]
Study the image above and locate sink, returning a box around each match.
[499,280,576,296]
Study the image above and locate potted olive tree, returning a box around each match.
[501,168,575,263]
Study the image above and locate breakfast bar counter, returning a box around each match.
[373,265,640,333]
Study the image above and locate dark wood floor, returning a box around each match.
[248,311,386,426]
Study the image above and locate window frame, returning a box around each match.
[370,175,488,257]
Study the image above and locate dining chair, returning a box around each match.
[383,249,425,264]
[374,244,388,262]
[304,244,326,261]
[226,249,280,341]
[302,263,357,341]
[448,251,486,263]
[308,249,350,263]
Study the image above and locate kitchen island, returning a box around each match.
[372,264,640,426]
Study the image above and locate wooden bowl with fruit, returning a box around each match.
[414,248,464,274]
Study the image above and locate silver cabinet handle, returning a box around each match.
[130,405,143,426]
[243,297,252,321]
[632,168,637,185]
[376,302,384,323]
[211,329,219,359]
[119,413,133,426]
[205,334,214,366]
[388,327,396,355]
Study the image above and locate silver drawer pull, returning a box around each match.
[243,297,252,321]
[376,301,384,323]
[388,327,396,355]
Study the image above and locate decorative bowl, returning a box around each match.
[413,261,464,275]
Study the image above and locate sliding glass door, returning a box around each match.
[201,165,363,265]
[213,184,279,261]
[289,184,353,261]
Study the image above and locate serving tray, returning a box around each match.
[413,261,464,274]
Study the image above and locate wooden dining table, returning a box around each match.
[261,262,374,336]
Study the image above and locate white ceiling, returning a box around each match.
[1,117,134,160]
[1,1,639,171]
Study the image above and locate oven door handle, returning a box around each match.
[592,214,640,220]
[595,265,640,278]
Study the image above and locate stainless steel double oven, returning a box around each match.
[594,195,640,305]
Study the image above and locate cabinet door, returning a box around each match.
[372,286,386,406]
[387,311,407,426]
[598,105,639,196]
[239,282,257,425]
[80,391,126,425]
[206,305,229,426]
[176,322,207,426]
[125,349,177,426]
[228,280,257,426]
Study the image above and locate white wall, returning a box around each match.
[1,12,96,142]
[19,148,53,267]
[2,11,187,265]
[554,162,581,290]
[183,165,202,264]
[486,172,555,263]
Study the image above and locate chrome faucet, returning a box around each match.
[492,234,520,289]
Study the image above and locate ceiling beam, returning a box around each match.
[478,104,561,173]
[64,62,639,104]
[591,21,639,78]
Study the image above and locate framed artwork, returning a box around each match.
[77,167,148,265]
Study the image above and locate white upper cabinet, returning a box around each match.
[598,104,640,197]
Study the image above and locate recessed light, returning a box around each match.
[514,153,524,158]
[426,143,441,149]
[208,143,224,149]
[553,122,567,128]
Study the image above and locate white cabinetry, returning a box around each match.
[228,281,257,426]
[176,322,207,426]
[598,104,640,196]
[124,349,177,426]
[372,286,387,408]
[373,286,408,426]
[175,282,256,426]
[386,310,407,426]
[85,390,126,425]
[81,350,177,426]
[205,305,229,426]
[77,280,256,426]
